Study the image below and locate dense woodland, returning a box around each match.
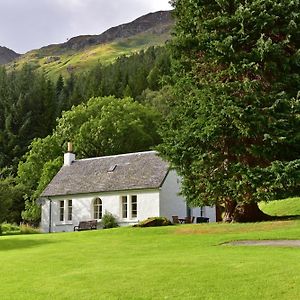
[0,46,172,224]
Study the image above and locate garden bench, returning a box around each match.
[74,220,97,231]
[196,217,209,223]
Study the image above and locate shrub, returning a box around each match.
[135,217,172,227]
[20,224,40,234]
[0,225,2,235]
[1,222,20,233]
[101,211,119,229]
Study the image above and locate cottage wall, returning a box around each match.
[41,172,217,233]
[41,189,160,233]
[41,201,50,233]
[159,170,216,222]
[190,206,216,222]
[159,170,186,220]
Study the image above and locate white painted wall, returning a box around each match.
[160,170,216,222]
[190,206,216,222]
[159,170,187,220]
[41,189,160,233]
[41,201,50,233]
[40,171,217,233]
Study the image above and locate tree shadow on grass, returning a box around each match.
[271,215,300,221]
[0,237,56,251]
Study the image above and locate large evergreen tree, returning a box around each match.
[159,0,300,221]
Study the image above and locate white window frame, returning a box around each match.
[93,198,103,220]
[121,194,138,220]
[67,200,72,221]
[130,195,137,219]
[121,196,128,219]
[58,200,73,223]
[59,200,65,222]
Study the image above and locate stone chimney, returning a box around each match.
[64,142,75,166]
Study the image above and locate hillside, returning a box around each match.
[0,46,20,65]
[42,10,173,54]
[7,11,173,78]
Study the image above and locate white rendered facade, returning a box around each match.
[41,170,216,233]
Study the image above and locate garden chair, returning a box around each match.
[172,215,179,224]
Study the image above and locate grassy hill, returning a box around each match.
[7,11,173,79]
[1,221,300,299]
[259,197,300,216]
[9,31,170,79]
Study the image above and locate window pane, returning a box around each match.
[94,209,98,220]
[122,196,128,218]
[68,200,72,221]
[99,204,102,219]
[60,201,64,221]
[131,195,137,218]
[94,198,102,220]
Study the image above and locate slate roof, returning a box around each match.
[41,151,169,197]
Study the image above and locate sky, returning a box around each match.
[0,0,172,54]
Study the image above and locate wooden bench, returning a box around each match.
[74,220,97,231]
[196,217,209,223]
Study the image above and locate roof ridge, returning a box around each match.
[76,150,158,162]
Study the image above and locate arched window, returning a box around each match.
[93,198,102,219]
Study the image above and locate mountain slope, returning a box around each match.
[8,11,173,78]
[43,10,173,54]
[0,46,20,65]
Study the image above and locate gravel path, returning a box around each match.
[224,240,300,247]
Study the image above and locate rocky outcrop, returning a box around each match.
[0,46,20,65]
[41,10,173,54]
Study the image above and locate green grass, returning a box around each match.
[259,197,300,216]
[7,31,170,80]
[1,221,300,299]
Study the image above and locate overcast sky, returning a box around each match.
[0,0,172,54]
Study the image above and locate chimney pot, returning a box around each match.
[64,142,75,166]
[67,142,73,153]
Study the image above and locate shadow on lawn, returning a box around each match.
[272,215,300,220]
[0,238,56,251]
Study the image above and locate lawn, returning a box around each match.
[1,221,300,299]
[259,197,300,216]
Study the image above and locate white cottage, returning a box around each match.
[40,150,216,232]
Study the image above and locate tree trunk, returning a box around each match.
[233,202,273,222]
[223,198,237,223]
[223,200,272,223]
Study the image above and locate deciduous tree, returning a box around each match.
[19,96,162,223]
